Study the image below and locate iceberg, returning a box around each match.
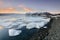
[26,23,36,29]
[9,29,22,36]
[26,18,50,29]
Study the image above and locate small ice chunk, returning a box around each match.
[36,22,45,28]
[26,22,45,29]
[16,23,26,29]
[7,22,23,29]
[9,29,22,36]
[26,23,36,29]
[43,26,47,28]
[0,22,12,27]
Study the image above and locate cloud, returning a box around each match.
[18,5,33,12]
[0,7,27,14]
[0,7,17,13]
[0,1,3,5]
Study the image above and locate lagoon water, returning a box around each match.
[0,14,50,40]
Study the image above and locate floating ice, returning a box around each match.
[26,18,50,29]
[43,26,47,28]
[9,29,22,36]
[7,22,23,29]
[0,15,51,36]
[16,23,26,29]
[0,22,12,27]
[26,23,36,29]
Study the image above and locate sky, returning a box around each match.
[0,0,60,14]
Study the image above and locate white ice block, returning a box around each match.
[26,18,50,29]
[9,29,22,36]
[26,23,36,29]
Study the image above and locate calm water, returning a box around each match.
[0,27,38,40]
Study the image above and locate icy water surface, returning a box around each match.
[0,14,50,40]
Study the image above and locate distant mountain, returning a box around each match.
[26,12,53,18]
[26,12,52,15]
